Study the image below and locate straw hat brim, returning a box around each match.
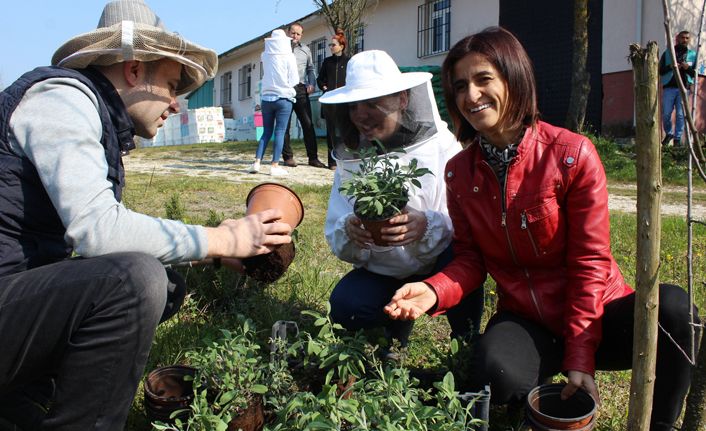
[319,72,431,104]
[52,23,217,95]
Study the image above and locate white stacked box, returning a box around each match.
[155,107,226,146]
[187,107,225,144]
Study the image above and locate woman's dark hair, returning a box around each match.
[333,28,347,51]
[441,26,538,144]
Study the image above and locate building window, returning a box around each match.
[238,65,252,100]
[309,37,327,75]
[259,61,264,79]
[349,25,365,55]
[417,0,450,58]
[220,72,232,105]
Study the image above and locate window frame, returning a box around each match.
[417,0,451,58]
[309,37,328,75]
[220,71,232,105]
[238,64,252,101]
[349,25,365,55]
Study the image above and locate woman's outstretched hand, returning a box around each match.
[384,281,438,320]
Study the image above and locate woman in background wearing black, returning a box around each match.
[317,29,350,170]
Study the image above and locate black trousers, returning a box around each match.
[282,83,319,162]
[468,284,699,431]
[0,253,181,430]
[322,104,338,167]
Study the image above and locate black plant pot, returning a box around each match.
[143,365,196,424]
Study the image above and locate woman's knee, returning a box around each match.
[658,283,700,345]
[329,287,358,328]
[329,286,382,330]
[659,284,700,327]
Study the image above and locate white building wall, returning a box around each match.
[448,1,499,48]
[603,0,706,74]
[351,0,498,68]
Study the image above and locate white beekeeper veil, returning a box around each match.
[319,50,439,158]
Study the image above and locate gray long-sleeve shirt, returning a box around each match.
[8,76,208,263]
[292,42,316,87]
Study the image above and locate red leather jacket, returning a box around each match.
[425,121,633,375]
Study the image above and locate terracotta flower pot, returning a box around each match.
[526,384,597,430]
[143,365,197,424]
[359,215,396,246]
[243,183,302,283]
[227,396,265,431]
[245,182,304,229]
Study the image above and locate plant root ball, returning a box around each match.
[242,242,296,284]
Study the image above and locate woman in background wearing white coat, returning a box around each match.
[249,29,299,176]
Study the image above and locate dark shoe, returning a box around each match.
[328,164,337,171]
[662,134,674,147]
[283,158,297,167]
[308,159,327,168]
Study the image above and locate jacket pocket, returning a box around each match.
[519,197,563,258]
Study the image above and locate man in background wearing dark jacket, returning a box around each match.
[659,30,696,147]
[281,22,327,168]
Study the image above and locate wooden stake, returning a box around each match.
[627,41,662,431]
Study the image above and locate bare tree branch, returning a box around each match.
[311,0,379,48]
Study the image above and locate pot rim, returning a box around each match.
[144,364,197,401]
[526,383,597,424]
[245,182,304,228]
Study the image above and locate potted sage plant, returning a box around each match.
[338,144,432,246]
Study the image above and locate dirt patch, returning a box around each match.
[123,149,334,187]
[123,148,705,218]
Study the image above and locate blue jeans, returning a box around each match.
[329,246,485,340]
[662,86,687,140]
[256,98,294,163]
[0,253,173,430]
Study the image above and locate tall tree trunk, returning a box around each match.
[627,41,662,431]
[566,0,590,132]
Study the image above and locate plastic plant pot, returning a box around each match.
[245,182,304,229]
[143,365,197,424]
[526,383,597,430]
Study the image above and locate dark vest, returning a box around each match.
[0,66,132,276]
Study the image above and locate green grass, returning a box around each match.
[591,132,704,187]
[123,139,706,431]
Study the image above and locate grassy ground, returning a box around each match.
[124,139,706,431]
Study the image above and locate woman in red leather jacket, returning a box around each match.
[384,27,698,431]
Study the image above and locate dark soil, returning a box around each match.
[242,242,295,283]
[227,396,264,431]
